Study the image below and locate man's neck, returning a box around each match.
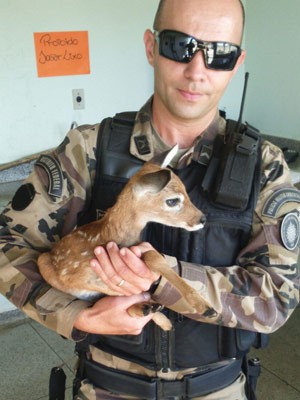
[151,100,218,149]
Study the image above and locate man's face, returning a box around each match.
[145,0,245,124]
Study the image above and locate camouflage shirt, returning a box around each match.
[0,97,299,339]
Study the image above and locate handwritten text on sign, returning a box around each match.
[34,31,90,78]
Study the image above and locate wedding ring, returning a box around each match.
[117,279,125,287]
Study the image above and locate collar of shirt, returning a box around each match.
[129,96,226,169]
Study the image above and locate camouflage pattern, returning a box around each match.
[0,97,299,341]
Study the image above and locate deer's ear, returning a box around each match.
[133,169,171,196]
[161,144,179,168]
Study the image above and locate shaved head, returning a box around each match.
[153,0,245,44]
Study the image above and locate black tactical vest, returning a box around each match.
[77,113,267,371]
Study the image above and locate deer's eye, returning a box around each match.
[166,198,181,207]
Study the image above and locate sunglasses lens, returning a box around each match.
[158,30,197,63]
[207,43,241,70]
[157,30,241,71]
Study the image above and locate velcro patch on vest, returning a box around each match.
[281,212,300,251]
[262,188,300,218]
[134,135,151,155]
[197,145,213,166]
[36,155,63,198]
[96,209,105,220]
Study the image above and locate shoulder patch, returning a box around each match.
[198,144,213,166]
[96,209,105,220]
[281,213,300,251]
[262,188,300,218]
[134,135,151,155]
[12,183,36,211]
[36,155,63,198]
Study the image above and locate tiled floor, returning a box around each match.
[0,307,300,400]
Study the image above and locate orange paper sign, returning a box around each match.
[34,31,90,78]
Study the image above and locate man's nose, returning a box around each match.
[184,50,207,80]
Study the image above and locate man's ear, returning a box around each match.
[228,50,246,83]
[144,29,155,67]
[233,50,246,74]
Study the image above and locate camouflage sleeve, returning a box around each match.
[0,124,99,339]
[152,140,300,333]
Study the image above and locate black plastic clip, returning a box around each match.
[237,131,259,155]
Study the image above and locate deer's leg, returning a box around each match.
[127,302,172,331]
[142,250,215,316]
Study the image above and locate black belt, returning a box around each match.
[83,358,242,399]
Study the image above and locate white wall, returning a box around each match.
[244,0,300,138]
[219,0,247,120]
[0,0,159,164]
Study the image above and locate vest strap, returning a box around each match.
[96,112,143,182]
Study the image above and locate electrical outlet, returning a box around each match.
[72,89,85,110]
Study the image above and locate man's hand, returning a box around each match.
[90,241,160,296]
[73,242,161,335]
[73,292,153,335]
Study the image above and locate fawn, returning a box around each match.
[38,148,213,330]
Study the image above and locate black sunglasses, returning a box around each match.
[154,29,242,71]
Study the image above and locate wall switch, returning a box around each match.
[72,89,85,110]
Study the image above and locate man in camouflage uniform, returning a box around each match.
[1,0,300,399]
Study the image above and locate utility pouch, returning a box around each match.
[243,356,261,400]
[219,326,261,359]
[49,366,66,400]
[206,120,260,210]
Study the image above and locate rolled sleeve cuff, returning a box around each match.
[26,287,91,340]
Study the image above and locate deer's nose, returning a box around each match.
[200,215,206,227]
